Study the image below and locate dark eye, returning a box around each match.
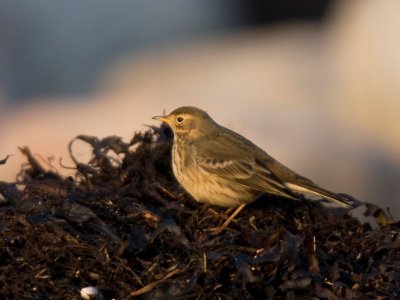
[176,116,184,123]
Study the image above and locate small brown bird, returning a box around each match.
[153,106,351,232]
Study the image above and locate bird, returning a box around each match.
[153,106,352,233]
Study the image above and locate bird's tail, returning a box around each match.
[285,182,353,208]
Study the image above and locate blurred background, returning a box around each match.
[1,0,399,218]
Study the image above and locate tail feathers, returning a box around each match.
[285,182,353,208]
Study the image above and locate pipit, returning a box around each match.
[153,106,352,234]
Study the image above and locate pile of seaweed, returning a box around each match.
[0,127,399,299]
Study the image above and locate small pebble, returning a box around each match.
[80,286,104,300]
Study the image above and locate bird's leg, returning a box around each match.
[207,204,246,235]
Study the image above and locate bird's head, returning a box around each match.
[153,106,215,138]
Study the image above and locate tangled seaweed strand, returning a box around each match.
[0,127,399,299]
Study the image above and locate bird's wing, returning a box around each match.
[283,180,352,207]
[193,129,352,207]
[196,155,255,179]
[193,132,297,199]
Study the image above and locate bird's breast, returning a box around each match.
[171,140,258,207]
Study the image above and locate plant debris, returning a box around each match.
[0,126,399,299]
[0,155,11,165]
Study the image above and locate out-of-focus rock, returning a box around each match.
[327,0,400,158]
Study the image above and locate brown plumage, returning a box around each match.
[153,106,351,209]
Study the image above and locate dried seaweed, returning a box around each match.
[0,126,399,299]
[0,155,11,165]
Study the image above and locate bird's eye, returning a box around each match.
[176,116,184,123]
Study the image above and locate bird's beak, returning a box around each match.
[152,115,169,123]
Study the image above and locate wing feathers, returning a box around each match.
[285,182,351,207]
[196,154,296,200]
[193,131,351,207]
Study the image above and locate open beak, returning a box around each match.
[152,115,169,123]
